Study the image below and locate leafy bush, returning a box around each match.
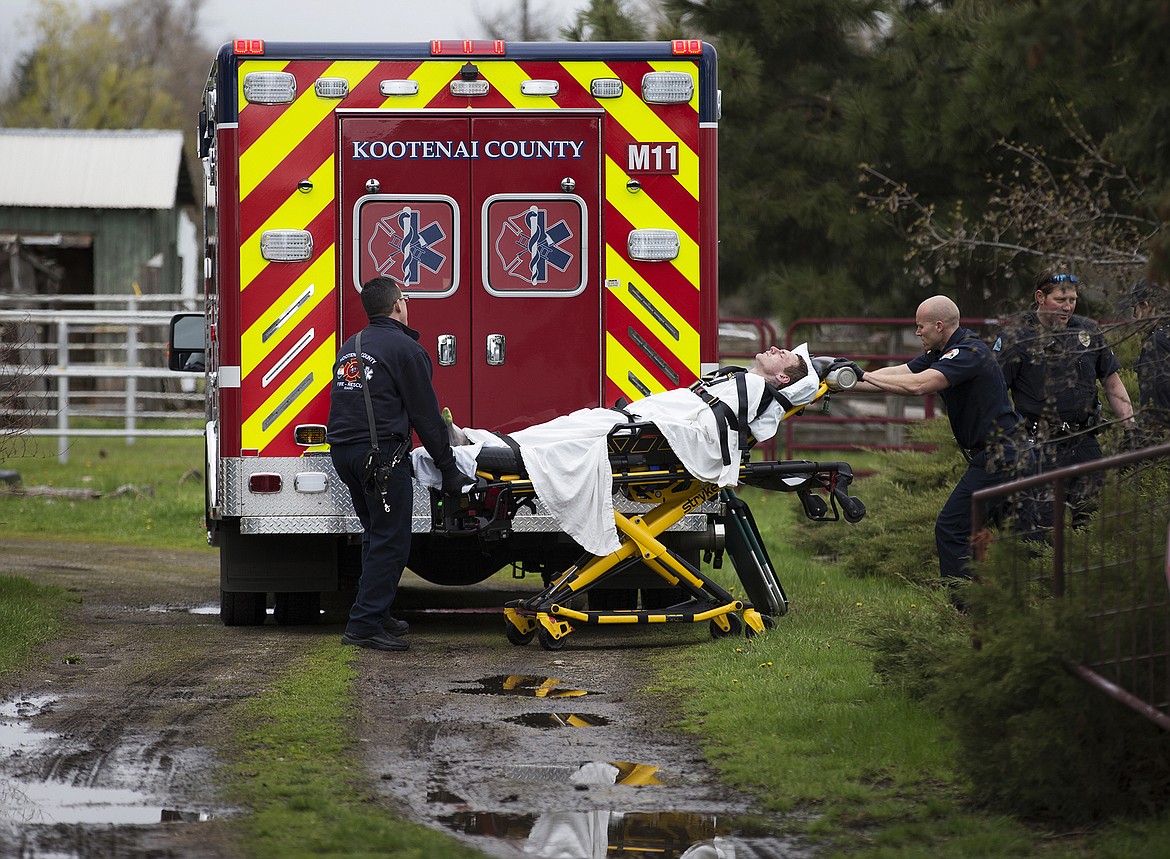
[808,421,1170,823]
[933,568,1170,822]
[932,459,1170,822]
[798,417,960,587]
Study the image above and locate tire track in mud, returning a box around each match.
[1,543,813,858]
[0,541,299,858]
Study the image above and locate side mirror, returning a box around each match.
[168,312,206,372]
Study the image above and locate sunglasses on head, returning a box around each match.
[1047,274,1079,284]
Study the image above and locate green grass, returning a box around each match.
[0,434,209,550]
[228,642,488,859]
[653,488,1170,857]
[0,576,76,676]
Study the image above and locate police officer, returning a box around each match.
[328,276,470,652]
[1130,279,1170,438]
[994,270,1136,526]
[855,295,1034,596]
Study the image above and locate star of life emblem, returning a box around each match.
[494,205,574,285]
[365,206,447,286]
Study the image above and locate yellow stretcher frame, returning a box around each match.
[432,374,866,651]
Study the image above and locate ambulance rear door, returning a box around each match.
[339,111,602,434]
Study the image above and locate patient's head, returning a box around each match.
[752,347,809,387]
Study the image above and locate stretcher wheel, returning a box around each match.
[537,626,568,651]
[710,613,743,639]
[505,621,535,646]
[745,614,776,639]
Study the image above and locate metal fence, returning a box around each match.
[973,442,1170,731]
[0,293,204,463]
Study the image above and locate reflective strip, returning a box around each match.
[241,339,336,450]
[605,332,668,401]
[604,252,698,357]
[242,250,335,375]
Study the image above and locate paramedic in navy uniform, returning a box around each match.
[994,270,1136,526]
[855,295,1032,597]
[328,276,469,652]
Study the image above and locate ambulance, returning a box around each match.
[169,38,721,625]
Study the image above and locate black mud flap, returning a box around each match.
[718,488,788,616]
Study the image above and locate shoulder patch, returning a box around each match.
[941,348,960,361]
[992,337,1002,352]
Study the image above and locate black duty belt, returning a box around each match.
[1022,415,1096,439]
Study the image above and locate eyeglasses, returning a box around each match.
[397,294,410,303]
[1047,274,1079,284]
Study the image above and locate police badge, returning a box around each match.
[1078,330,1092,347]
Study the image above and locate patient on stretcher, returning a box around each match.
[412,344,824,555]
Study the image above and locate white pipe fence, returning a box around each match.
[0,293,205,464]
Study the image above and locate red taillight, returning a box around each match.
[671,39,703,56]
[233,39,265,56]
[249,473,282,493]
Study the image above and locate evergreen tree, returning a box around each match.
[665,0,910,324]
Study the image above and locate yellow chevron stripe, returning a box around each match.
[380,60,464,107]
[605,154,699,286]
[605,250,698,367]
[241,338,337,450]
[240,248,336,375]
[606,332,668,401]
[478,61,558,109]
[240,157,335,289]
[563,61,699,200]
[239,60,379,200]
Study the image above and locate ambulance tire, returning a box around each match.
[221,590,267,627]
[274,591,321,626]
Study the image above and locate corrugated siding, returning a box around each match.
[0,129,183,209]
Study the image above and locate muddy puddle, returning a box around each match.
[431,760,803,856]
[440,808,802,858]
[0,695,213,847]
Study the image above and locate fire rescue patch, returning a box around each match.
[335,356,372,391]
[941,348,960,360]
[1078,330,1092,347]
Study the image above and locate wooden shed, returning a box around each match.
[0,128,196,298]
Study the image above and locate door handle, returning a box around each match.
[437,334,456,366]
[486,334,505,366]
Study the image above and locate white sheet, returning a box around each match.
[413,343,820,556]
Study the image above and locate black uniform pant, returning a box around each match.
[936,444,1038,582]
[331,442,413,639]
[1036,434,1104,529]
